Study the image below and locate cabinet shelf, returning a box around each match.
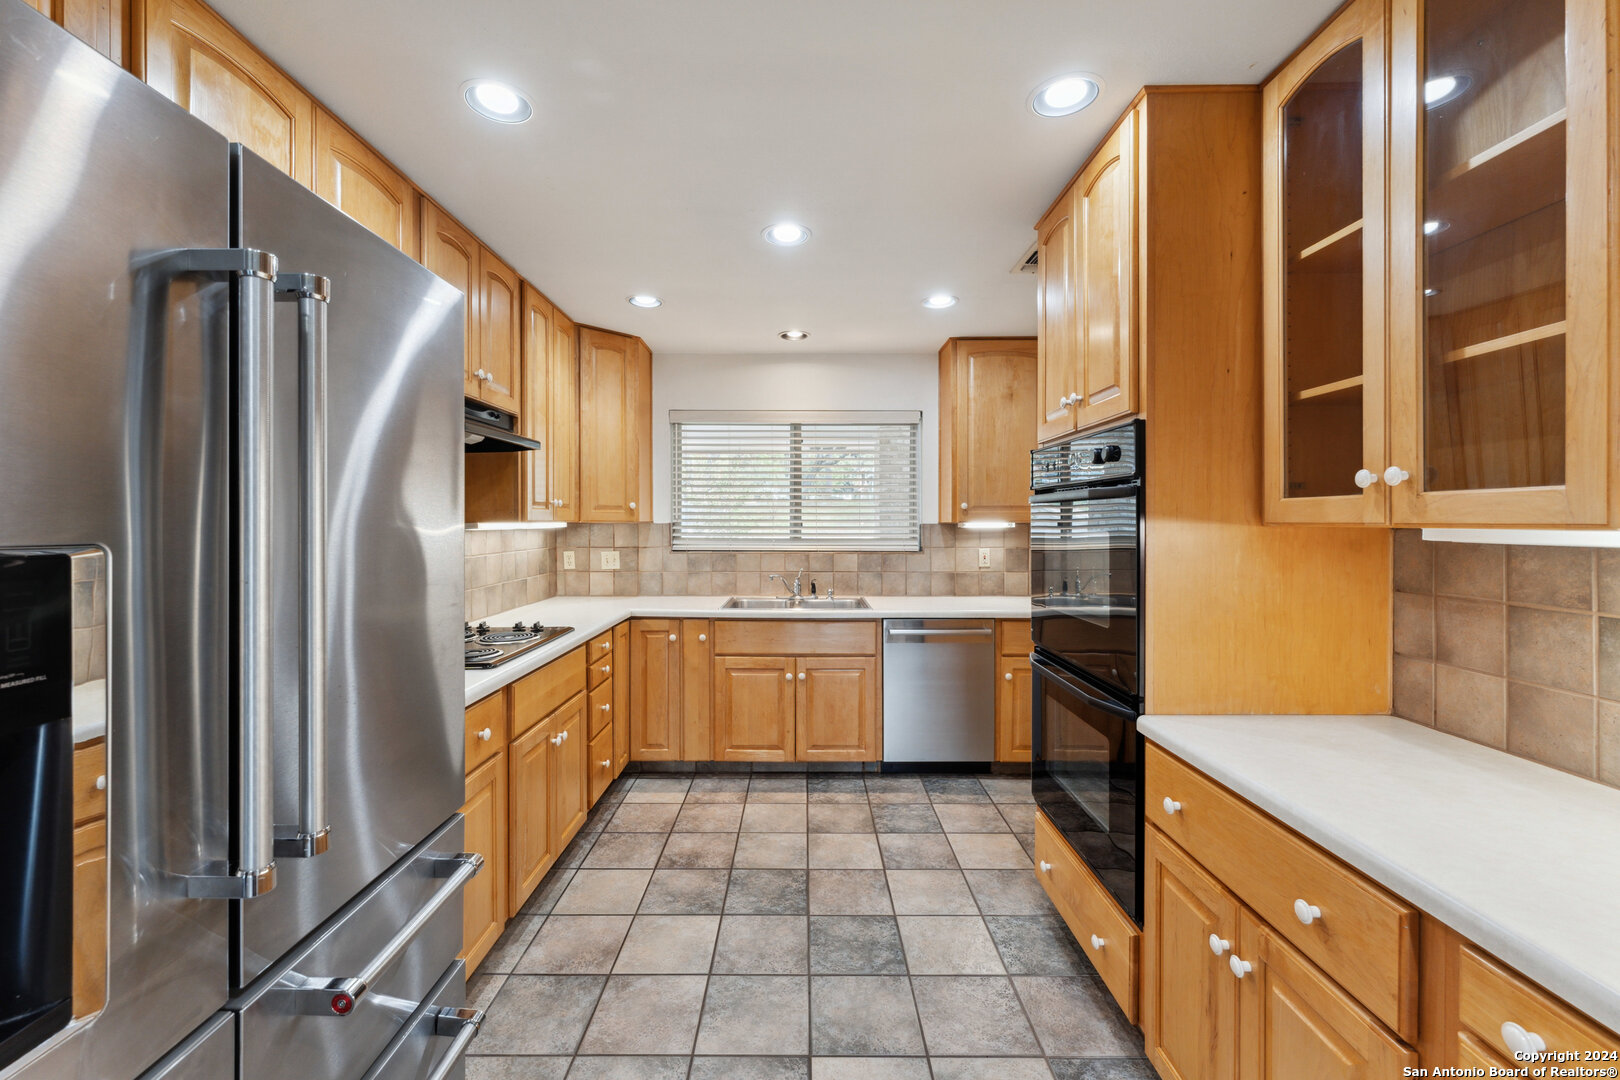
[1292,219,1363,273]
[1428,110,1566,252]
[1292,374,1364,403]
[1439,321,1566,364]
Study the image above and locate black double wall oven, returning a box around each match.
[1029,419,1145,925]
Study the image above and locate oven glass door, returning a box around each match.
[1029,483,1140,699]
[1031,652,1142,923]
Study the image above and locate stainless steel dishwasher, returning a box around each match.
[881,619,996,764]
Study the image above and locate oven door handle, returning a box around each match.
[1031,654,1138,720]
[1029,481,1141,504]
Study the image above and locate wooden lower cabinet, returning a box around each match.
[713,656,796,762]
[552,694,588,842]
[612,621,631,775]
[71,820,107,1019]
[630,619,684,761]
[506,695,590,914]
[587,724,614,806]
[796,656,877,762]
[995,654,1032,762]
[459,751,506,973]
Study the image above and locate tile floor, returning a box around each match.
[465,771,1152,1079]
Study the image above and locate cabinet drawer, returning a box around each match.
[712,619,877,656]
[588,679,614,739]
[1458,945,1620,1060]
[464,691,506,775]
[73,740,107,824]
[1146,745,1418,1040]
[511,647,586,735]
[587,724,614,807]
[588,629,614,660]
[588,653,615,691]
[997,619,1033,657]
[1035,811,1139,1023]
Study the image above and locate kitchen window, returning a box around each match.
[670,411,921,551]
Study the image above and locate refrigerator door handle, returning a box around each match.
[274,272,333,860]
[279,851,483,1016]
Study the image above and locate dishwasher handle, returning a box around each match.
[884,628,993,637]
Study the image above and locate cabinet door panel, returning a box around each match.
[948,339,1039,522]
[313,109,418,257]
[507,719,555,912]
[549,309,580,521]
[520,284,555,519]
[995,654,1032,762]
[420,200,480,399]
[681,619,713,760]
[477,246,521,416]
[1037,190,1080,443]
[28,0,121,62]
[612,621,631,773]
[460,752,506,972]
[578,327,648,522]
[795,656,877,762]
[1074,114,1137,430]
[1143,827,1240,1080]
[630,620,682,760]
[550,695,588,849]
[713,656,795,762]
[587,723,614,807]
[72,820,107,1019]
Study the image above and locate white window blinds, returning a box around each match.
[670,411,921,551]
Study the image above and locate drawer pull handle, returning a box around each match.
[600,759,612,768]
[600,665,611,675]
[1162,797,1181,815]
[601,704,611,712]
[600,641,611,650]
[95,774,107,791]
[476,727,492,742]
[550,734,563,747]
[1208,934,1230,957]
[1293,899,1322,926]
[1038,860,1053,874]
[1089,934,1105,950]
[1501,1022,1546,1057]
[1229,955,1252,979]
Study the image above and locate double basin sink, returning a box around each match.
[722,596,871,610]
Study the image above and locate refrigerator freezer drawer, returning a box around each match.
[237,815,471,1080]
[357,960,478,1080]
[135,1013,235,1080]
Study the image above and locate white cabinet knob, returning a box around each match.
[601,664,611,675]
[1090,934,1105,950]
[600,759,612,768]
[1038,860,1053,874]
[562,730,570,742]
[1293,899,1322,926]
[550,734,563,746]
[960,502,968,510]
[1209,934,1230,957]
[477,727,492,741]
[1500,1022,1546,1057]
[1162,797,1181,815]
[785,672,793,681]
[1229,955,1252,979]
[95,774,107,791]
[668,634,677,641]
[798,672,806,680]
[698,633,707,642]
[600,641,611,650]
[1383,465,1410,487]
[1005,672,1013,681]
[628,501,637,510]
[600,703,611,712]
[1354,469,1379,489]
[552,498,562,507]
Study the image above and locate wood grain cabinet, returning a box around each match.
[612,621,631,775]
[460,692,508,973]
[506,650,587,911]
[507,717,560,908]
[21,0,124,64]
[995,620,1032,762]
[313,108,419,258]
[939,338,1038,523]
[578,327,652,522]
[712,656,797,762]
[422,199,520,419]
[138,0,314,185]
[71,739,109,1020]
[629,619,685,761]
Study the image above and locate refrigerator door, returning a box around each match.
[233,149,466,984]
[0,5,241,1079]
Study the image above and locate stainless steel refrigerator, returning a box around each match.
[0,4,478,1079]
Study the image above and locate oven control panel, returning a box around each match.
[1031,419,1142,491]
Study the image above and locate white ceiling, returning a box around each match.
[211,0,1337,355]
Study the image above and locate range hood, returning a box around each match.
[465,401,542,453]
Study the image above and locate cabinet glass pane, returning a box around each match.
[1282,43,1364,500]
[1421,0,1566,491]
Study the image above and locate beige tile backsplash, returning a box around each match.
[1392,529,1620,788]
[464,527,558,623]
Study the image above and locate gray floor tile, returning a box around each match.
[1013,976,1142,1057]
[865,776,926,793]
[582,831,668,868]
[613,914,720,973]
[467,1058,571,1080]
[809,916,906,975]
[477,915,545,974]
[687,789,748,804]
[690,1056,809,1080]
[640,868,731,914]
[632,776,694,793]
[931,1058,1055,1079]
[750,775,808,792]
[607,802,683,832]
[690,776,751,793]
[747,790,809,804]
[911,976,1040,1055]
[515,915,632,974]
[885,869,979,915]
[896,916,1005,975]
[623,789,692,804]
[465,972,506,1012]
[871,804,942,833]
[985,916,1095,976]
[577,974,709,1054]
[980,777,1035,803]
[521,867,577,915]
[555,830,596,869]
[696,975,810,1055]
[922,776,992,803]
[947,833,1032,869]
[867,790,931,805]
[725,869,809,914]
[732,832,808,868]
[878,833,960,869]
[809,975,925,1055]
[963,870,1057,915]
[1018,833,1038,858]
[1048,1060,1159,1080]
[807,869,892,915]
[996,802,1039,833]
[808,832,883,869]
[807,803,874,833]
[808,791,869,804]
[564,1057,689,1080]
[806,774,867,794]
[742,803,808,832]
[471,974,605,1054]
[676,802,746,832]
[713,914,809,974]
[934,804,1014,833]
[659,833,737,868]
[552,869,654,915]
[810,1058,930,1080]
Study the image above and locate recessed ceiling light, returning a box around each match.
[1028,73,1102,117]
[462,79,533,123]
[627,294,662,308]
[763,222,811,247]
[1423,219,1449,236]
[779,329,810,341]
[1423,73,1470,108]
[922,294,958,309]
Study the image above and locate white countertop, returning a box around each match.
[1138,713,1620,1033]
[465,595,1030,706]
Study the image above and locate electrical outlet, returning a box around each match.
[978,547,991,568]
[600,550,621,570]
[562,551,575,570]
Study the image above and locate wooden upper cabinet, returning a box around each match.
[1263,0,1389,525]
[519,284,556,520]
[1036,188,1081,443]
[23,0,124,64]
[794,656,877,762]
[475,246,522,416]
[1387,0,1613,525]
[420,200,480,397]
[629,620,683,761]
[578,327,651,522]
[139,0,313,186]
[313,109,419,258]
[713,656,796,763]
[1072,113,1137,431]
[548,308,581,522]
[939,338,1038,523]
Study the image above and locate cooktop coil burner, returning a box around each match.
[464,647,502,664]
[478,631,537,644]
[463,620,575,668]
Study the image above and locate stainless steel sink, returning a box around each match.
[723,596,870,610]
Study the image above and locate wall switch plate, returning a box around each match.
[600,550,621,570]
[978,547,991,568]
[562,551,575,570]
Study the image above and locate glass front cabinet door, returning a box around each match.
[1388,0,1614,525]
[1263,0,1388,523]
